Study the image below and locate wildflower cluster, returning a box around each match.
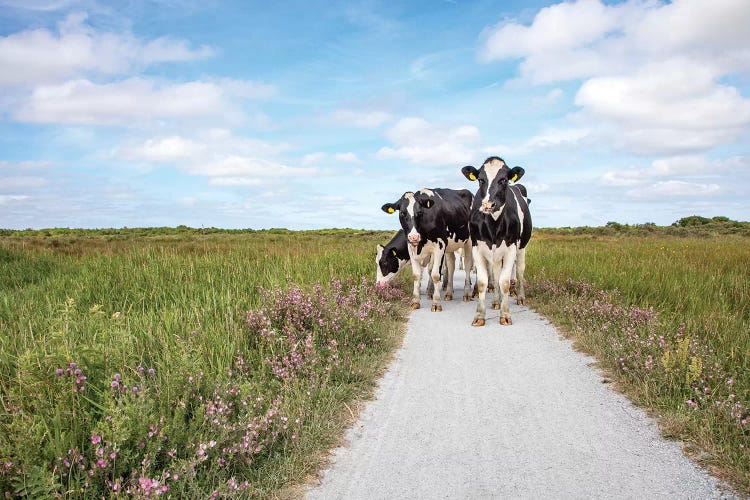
[55,362,88,393]
[532,276,749,432]
[247,277,405,383]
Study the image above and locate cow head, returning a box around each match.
[375,243,406,286]
[462,157,524,216]
[381,190,436,247]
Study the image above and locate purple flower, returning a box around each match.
[111,381,119,388]
[55,368,64,376]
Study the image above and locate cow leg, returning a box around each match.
[472,248,488,326]
[498,246,518,325]
[429,247,444,312]
[409,260,422,310]
[515,247,527,306]
[509,261,518,297]
[443,251,456,301]
[462,241,474,302]
[441,257,449,291]
[491,260,502,310]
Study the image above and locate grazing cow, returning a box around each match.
[461,157,532,326]
[375,230,411,286]
[382,188,474,311]
[375,229,451,298]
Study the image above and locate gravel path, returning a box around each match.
[306,275,734,499]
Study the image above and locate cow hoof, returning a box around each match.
[431,304,443,312]
[472,318,485,327]
[444,294,453,301]
[500,317,513,326]
[492,303,501,310]
[463,296,471,302]
[410,302,420,310]
[517,298,526,306]
[488,284,495,292]
[472,292,479,299]
[510,289,517,298]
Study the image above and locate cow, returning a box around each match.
[382,188,474,311]
[375,230,411,286]
[375,229,453,298]
[461,157,532,326]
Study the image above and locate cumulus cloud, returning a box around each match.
[120,131,317,186]
[600,155,743,196]
[0,12,214,87]
[480,0,750,155]
[487,127,590,156]
[0,194,30,205]
[13,77,275,125]
[627,180,722,198]
[377,117,480,165]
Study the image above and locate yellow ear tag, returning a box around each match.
[391,249,397,256]
[426,200,432,208]
[387,207,395,213]
[469,173,477,181]
[511,174,518,182]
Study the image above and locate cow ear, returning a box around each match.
[509,166,525,182]
[381,203,398,214]
[462,166,479,181]
[376,244,384,251]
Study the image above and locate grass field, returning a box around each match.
[1,226,749,496]
[526,231,750,493]
[0,230,408,498]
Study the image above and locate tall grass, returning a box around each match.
[0,231,407,498]
[526,234,750,493]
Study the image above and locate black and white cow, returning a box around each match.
[461,157,532,326]
[375,229,411,286]
[375,229,447,298]
[382,188,474,311]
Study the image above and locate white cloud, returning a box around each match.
[125,136,205,162]
[120,131,319,186]
[334,152,360,163]
[0,176,48,189]
[600,155,744,188]
[480,0,750,155]
[627,180,722,198]
[14,77,275,125]
[377,117,480,165]
[487,127,590,156]
[0,12,214,87]
[0,194,30,204]
[329,109,392,128]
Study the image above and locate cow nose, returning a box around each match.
[408,233,421,245]
[481,200,495,213]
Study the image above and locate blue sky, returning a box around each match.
[1,0,749,230]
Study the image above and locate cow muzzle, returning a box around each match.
[480,200,496,214]
[407,233,421,246]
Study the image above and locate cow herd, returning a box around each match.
[376,156,532,327]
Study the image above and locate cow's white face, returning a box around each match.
[462,157,524,218]
[375,244,406,285]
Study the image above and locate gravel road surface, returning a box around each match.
[307,275,734,499]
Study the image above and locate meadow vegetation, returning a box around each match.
[1,220,749,496]
[0,230,407,498]
[525,229,750,493]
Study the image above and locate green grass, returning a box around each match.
[525,233,750,493]
[0,230,407,498]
